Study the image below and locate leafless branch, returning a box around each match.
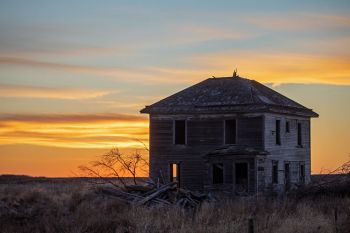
[79,141,149,188]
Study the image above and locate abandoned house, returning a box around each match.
[140,75,318,194]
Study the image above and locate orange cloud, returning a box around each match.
[0,84,110,99]
[0,113,148,149]
[187,51,350,85]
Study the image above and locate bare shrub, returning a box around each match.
[79,147,149,189]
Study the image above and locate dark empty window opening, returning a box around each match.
[174,120,186,145]
[225,119,236,144]
[212,163,224,184]
[285,162,290,191]
[300,163,305,184]
[286,121,290,133]
[235,162,248,193]
[169,163,180,184]
[272,161,278,184]
[297,123,302,146]
[276,120,281,145]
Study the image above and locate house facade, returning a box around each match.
[140,76,318,194]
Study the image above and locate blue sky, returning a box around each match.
[0,0,349,176]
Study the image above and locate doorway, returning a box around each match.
[212,163,224,184]
[235,162,248,193]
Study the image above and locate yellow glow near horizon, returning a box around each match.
[0,114,149,149]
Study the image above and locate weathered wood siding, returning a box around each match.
[149,114,264,190]
[148,112,311,192]
[262,113,311,192]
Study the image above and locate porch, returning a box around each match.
[203,145,268,195]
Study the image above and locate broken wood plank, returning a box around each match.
[135,182,177,206]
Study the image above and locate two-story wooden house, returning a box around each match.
[140,76,318,194]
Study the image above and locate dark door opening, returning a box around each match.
[235,162,248,193]
[212,163,224,184]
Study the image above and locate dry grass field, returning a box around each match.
[0,175,349,233]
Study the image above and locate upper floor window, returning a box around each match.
[174,120,186,144]
[225,119,236,144]
[276,120,281,145]
[297,123,302,146]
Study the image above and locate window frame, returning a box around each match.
[299,162,305,184]
[297,122,302,147]
[173,119,187,145]
[169,162,181,186]
[275,119,281,145]
[284,162,290,191]
[297,122,303,147]
[285,121,290,133]
[272,160,279,184]
[224,119,237,145]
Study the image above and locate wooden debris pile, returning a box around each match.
[97,182,213,208]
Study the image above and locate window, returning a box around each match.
[169,163,180,184]
[300,163,305,184]
[285,121,290,133]
[225,119,236,144]
[212,163,224,184]
[284,162,290,191]
[276,120,281,145]
[297,123,302,146]
[174,120,186,144]
[272,161,278,184]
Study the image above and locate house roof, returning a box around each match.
[140,76,318,117]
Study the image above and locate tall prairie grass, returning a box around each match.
[0,178,349,233]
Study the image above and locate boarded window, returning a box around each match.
[272,161,278,184]
[225,119,236,144]
[300,163,305,184]
[297,123,302,146]
[212,163,224,184]
[286,121,290,133]
[276,120,281,145]
[174,120,186,144]
[169,163,180,185]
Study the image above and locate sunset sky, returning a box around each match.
[0,0,349,177]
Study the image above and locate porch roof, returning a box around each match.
[204,145,268,159]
